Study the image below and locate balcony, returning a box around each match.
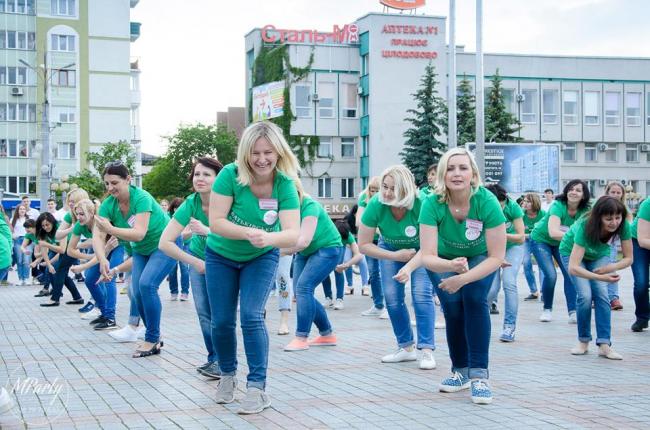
[130,22,141,42]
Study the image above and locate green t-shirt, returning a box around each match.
[206,163,300,262]
[418,186,434,201]
[63,211,72,224]
[503,199,524,249]
[560,218,631,260]
[299,196,342,256]
[530,201,589,247]
[343,233,356,246]
[0,216,11,269]
[24,232,37,244]
[72,222,93,239]
[173,192,209,260]
[98,185,169,256]
[362,194,422,250]
[358,192,369,208]
[419,186,506,258]
[631,198,650,239]
[524,210,546,235]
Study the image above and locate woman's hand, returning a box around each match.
[192,259,206,275]
[99,258,111,278]
[393,266,412,284]
[500,260,512,268]
[598,272,620,283]
[47,264,56,275]
[593,265,615,275]
[439,274,466,294]
[246,229,270,248]
[189,218,209,236]
[394,248,416,263]
[93,215,113,234]
[450,257,469,274]
[97,268,117,284]
[105,236,119,253]
[70,265,83,274]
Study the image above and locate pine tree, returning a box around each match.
[456,74,475,146]
[399,63,448,186]
[485,69,522,142]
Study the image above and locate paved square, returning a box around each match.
[1,268,649,429]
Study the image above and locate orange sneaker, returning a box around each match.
[308,335,337,347]
[284,338,309,352]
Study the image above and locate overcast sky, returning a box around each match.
[130,0,650,155]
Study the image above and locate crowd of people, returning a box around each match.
[0,120,649,414]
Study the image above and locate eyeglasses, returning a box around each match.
[104,160,124,169]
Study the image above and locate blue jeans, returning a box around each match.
[168,246,190,295]
[50,252,82,302]
[428,254,495,380]
[562,255,612,345]
[126,272,140,326]
[321,250,346,300]
[367,254,384,309]
[188,252,218,364]
[131,244,179,343]
[205,247,278,390]
[294,246,344,338]
[632,239,650,322]
[607,242,619,301]
[275,255,293,311]
[344,251,369,286]
[13,237,31,280]
[530,239,576,314]
[522,239,542,294]
[488,244,525,327]
[84,246,124,321]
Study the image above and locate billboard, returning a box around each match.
[467,143,560,194]
[251,80,285,122]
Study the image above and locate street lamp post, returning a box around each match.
[19,56,74,211]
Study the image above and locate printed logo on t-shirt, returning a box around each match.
[404,225,417,238]
[263,210,278,225]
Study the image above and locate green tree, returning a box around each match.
[485,69,522,142]
[165,123,238,176]
[399,63,448,186]
[142,156,191,200]
[456,74,476,146]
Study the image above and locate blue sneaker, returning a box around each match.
[499,325,516,342]
[439,371,471,393]
[78,301,95,313]
[471,379,493,404]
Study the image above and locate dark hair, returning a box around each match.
[344,204,359,235]
[556,179,590,210]
[486,183,508,202]
[21,195,29,200]
[11,204,27,227]
[584,196,627,246]
[23,219,36,229]
[168,197,184,216]
[189,157,223,184]
[102,161,130,179]
[544,188,554,194]
[516,195,524,206]
[47,198,56,203]
[336,220,351,242]
[35,212,58,240]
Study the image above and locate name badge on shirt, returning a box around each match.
[259,198,278,210]
[465,219,483,241]
[127,215,136,227]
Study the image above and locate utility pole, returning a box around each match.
[474,0,485,176]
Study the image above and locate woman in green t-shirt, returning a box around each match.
[93,162,174,358]
[159,157,223,378]
[631,197,650,332]
[560,196,632,359]
[358,165,436,370]
[604,181,633,311]
[521,193,545,300]
[419,148,506,405]
[54,188,89,241]
[205,121,300,414]
[530,179,591,323]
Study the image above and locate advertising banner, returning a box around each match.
[251,80,285,122]
[468,143,560,194]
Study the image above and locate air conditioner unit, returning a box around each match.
[597,143,608,152]
[357,86,363,95]
[515,93,525,103]
[310,93,319,102]
[11,87,23,96]
[640,144,650,152]
[598,179,607,186]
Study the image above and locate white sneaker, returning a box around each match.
[381,347,417,363]
[0,387,13,414]
[325,298,333,308]
[108,325,138,342]
[419,350,436,370]
[568,311,577,324]
[539,309,552,322]
[81,308,101,320]
[333,299,344,310]
[361,306,382,317]
[379,308,390,319]
[136,326,146,340]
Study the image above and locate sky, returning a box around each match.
[129,0,650,156]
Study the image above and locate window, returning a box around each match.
[0,139,5,156]
[318,82,335,118]
[646,181,650,198]
[1,30,35,50]
[647,93,650,126]
[584,143,596,162]
[1,175,33,193]
[361,55,368,75]
[626,144,639,162]
[51,34,75,52]
[55,69,76,87]
[54,142,75,159]
[51,0,75,16]
[2,103,36,122]
[5,139,29,157]
[56,107,75,123]
[583,91,599,125]
[585,180,596,196]
[521,89,537,124]
[294,85,311,118]
[318,137,332,158]
[562,143,576,162]
[625,92,641,126]
[604,92,621,126]
[341,83,357,118]
[542,89,558,124]
[563,90,578,125]
[502,89,515,114]
[318,177,332,198]
[341,137,355,158]
[0,0,34,14]
[2,66,33,85]
[627,180,638,193]
[605,143,617,162]
[341,178,354,198]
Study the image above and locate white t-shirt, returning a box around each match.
[541,200,554,212]
[12,217,27,238]
[26,207,40,220]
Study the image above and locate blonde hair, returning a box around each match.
[66,188,90,223]
[236,121,300,186]
[293,178,306,202]
[605,181,626,203]
[378,165,418,209]
[73,199,97,222]
[434,148,482,203]
[360,176,380,204]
